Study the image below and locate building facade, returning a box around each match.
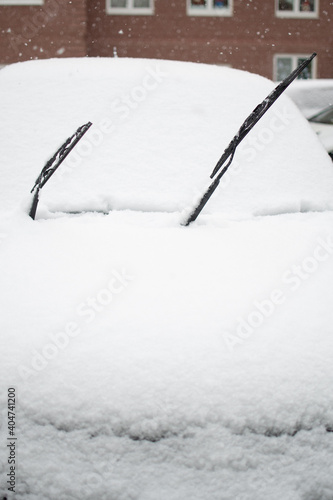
[0,0,332,80]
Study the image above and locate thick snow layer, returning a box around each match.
[0,58,333,500]
[0,57,332,218]
[1,210,333,500]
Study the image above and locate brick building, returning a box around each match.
[0,0,332,79]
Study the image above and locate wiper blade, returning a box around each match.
[183,52,317,226]
[29,121,92,220]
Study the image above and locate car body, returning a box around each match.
[1,58,333,500]
[285,78,333,118]
[308,104,333,160]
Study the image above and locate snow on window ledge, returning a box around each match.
[275,10,318,18]
[0,0,44,4]
[106,0,154,15]
[187,0,233,17]
[275,0,319,18]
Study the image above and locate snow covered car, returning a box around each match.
[285,78,333,118]
[1,57,333,500]
[308,104,333,160]
[285,79,333,160]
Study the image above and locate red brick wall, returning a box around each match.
[87,0,333,79]
[0,0,88,64]
[1,0,332,79]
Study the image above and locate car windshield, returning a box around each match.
[310,105,333,124]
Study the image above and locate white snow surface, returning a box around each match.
[0,58,333,500]
[0,57,332,217]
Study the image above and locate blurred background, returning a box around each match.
[0,0,332,80]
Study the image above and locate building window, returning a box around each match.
[0,0,43,4]
[187,0,233,17]
[276,0,318,17]
[274,54,316,81]
[106,0,154,15]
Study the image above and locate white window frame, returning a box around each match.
[0,0,43,4]
[275,0,319,18]
[187,0,233,17]
[106,0,154,15]
[273,54,317,81]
